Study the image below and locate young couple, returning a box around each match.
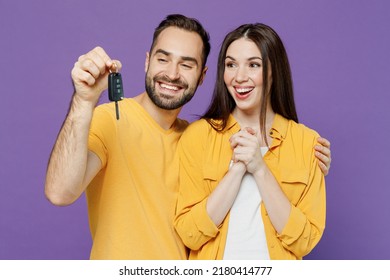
[45,14,330,260]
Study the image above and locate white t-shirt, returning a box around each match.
[223,147,270,260]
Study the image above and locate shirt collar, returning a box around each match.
[269,113,288,141]
[221,113,289,148]
[226,113,288,134]
[226,114,240,133]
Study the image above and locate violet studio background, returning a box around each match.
[0,0,389,260]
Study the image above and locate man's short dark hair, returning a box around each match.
[150,14,211,68]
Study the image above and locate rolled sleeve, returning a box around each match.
[175,198,219,250]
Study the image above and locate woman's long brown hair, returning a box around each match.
[202,23,298,145]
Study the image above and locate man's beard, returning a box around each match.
[145,73,198,110]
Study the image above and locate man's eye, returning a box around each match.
[181,64,192,69]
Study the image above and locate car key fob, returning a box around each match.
[108,72,124,102]
[108,70,124,120]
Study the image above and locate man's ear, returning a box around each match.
[198,66,208,85]
[144,52,150,72]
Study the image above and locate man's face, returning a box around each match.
[145,27,207,110]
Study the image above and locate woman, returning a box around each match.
[174,23,326,260]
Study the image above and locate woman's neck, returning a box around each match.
[233,107,275,128]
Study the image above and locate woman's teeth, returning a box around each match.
[236,88,252,94]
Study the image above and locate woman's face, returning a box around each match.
[224,38,267,114]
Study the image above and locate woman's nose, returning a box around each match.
[234,67,249,83]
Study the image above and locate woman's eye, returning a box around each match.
[226,62,236,68]
[250,63,261,68]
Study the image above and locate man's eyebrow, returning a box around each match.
[155,49,170,56]
[155,49,199,66]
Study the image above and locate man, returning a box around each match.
[45,14,331,259]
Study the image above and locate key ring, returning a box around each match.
[109,63,118,74]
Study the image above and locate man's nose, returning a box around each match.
[165,63,180,80]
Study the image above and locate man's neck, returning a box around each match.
[133,92,181,130]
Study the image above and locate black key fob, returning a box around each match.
[108,71,124,120]
[108,72,124,102]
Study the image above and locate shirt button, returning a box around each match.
[188,232,193,237]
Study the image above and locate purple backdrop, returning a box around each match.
[1,0,389,260]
